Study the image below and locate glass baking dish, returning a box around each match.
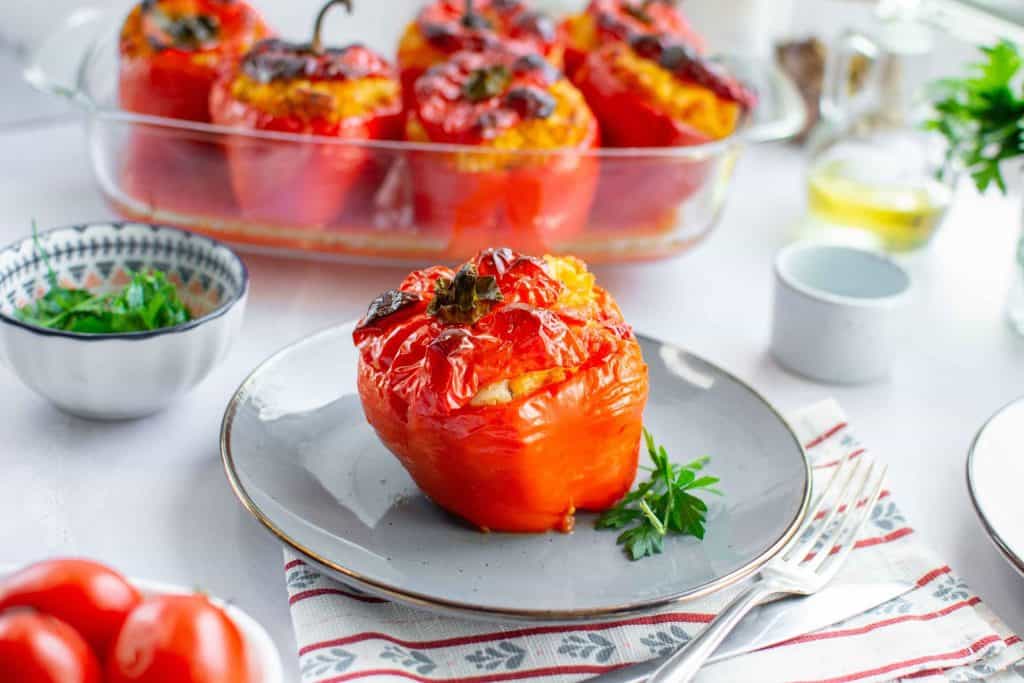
[25,5,805,265]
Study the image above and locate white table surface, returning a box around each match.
[2,119,1023,682]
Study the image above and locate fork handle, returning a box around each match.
[648,580,781,683]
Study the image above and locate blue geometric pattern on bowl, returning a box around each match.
[0,222,246,325]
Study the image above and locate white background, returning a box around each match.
[2,2,1024,682]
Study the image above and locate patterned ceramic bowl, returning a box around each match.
[0,222,248,419]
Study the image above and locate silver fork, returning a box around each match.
[647,454,887,683]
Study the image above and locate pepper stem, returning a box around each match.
[626,0,675,24]
[461,0,492,29]
[426,264,503,325]
[311,0,353,55]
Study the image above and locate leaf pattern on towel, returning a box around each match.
[300,647,355,680]
[933,575,970,603]
[865,594,913,617]
[287,567,322,591]
[557,633,616,662]
[466,641,526,670]
[870,500,906,531]
[640,624,690,657]
[381,645,437,675]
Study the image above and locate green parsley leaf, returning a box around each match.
[596,428,722,560]
[926,40,1024,194]
[618,523,665,561]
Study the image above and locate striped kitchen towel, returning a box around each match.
[283,400,1024,682]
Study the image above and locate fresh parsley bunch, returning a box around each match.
[17,226,192,334]
[597,429,721,560]
[926,40,1024,194]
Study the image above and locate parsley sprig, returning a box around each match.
[926,40,1024,194]
[16,225,193,334]
[597,429,722,560]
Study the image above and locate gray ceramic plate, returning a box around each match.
[967,398,1024,577]
[221,323,811,621]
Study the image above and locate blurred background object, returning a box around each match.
[918,0,1024,43]
[775,38,828,141]
[801,1,955,253]
[685,0,796,59]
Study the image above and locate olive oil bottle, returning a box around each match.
[807,152,952,252]
[805,8,951,252]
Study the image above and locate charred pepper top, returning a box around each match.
[398,0,563,81]
[408,49,593,148]
[354,248,638,414]
[627,33,755,109]
[561,0,705,73]
[120,0,269,61]
[576,33,756,144]
[220,0,399,126]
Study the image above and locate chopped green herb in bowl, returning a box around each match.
[16,229,192,334]
[19,270,193,334]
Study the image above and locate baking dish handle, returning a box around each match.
[22,6,104,111]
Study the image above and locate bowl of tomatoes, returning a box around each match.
[0,558,282,683]
[24,0,804,265]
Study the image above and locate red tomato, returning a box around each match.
[107,594,250,683]
[0,612,103,683]
[0,558,141,657]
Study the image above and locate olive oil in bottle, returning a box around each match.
[807,151,952,252]
[803,3,952,252]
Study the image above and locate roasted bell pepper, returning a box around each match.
[406,50,599,257]
[574,35,755,230]
[397,0,563,100]
[560,0,705,79]
[576,36,754,147]
[353,248,649,533]
[119,0,270,121]
[118,0,270,218]
[209,0,402,227]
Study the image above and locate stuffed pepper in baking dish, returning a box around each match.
[574,33,755,233]
[353,248,649,533]
[398,0,563,98]
[209,0,402,227]
[406,49,598,256]
[575,34,755,147]
[118,0,271,218]
[119,0,271,121]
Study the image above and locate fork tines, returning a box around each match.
[782,453,888,577]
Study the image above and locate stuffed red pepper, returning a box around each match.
[407,49,598,257]
[118,0,271,219]
[559,0,705,79]
[574,34,755,232]
[398,0,563,99]
[209,0,402,227]
[353,248,649,533]
[119,0,270,121]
